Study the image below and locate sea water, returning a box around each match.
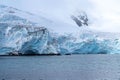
[0,54,120,80]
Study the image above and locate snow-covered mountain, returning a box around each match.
[0,5,120,55]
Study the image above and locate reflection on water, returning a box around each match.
[0,54,120,80]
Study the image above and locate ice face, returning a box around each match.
[1,23,120,55]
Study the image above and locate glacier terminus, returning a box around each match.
[0,5,120,55]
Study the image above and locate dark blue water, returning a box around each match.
[0,54,120,80]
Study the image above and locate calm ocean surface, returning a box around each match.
[0,54,120,80]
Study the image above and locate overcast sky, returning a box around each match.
[0,0,120,33]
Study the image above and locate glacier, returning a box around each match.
[0,5,120,55]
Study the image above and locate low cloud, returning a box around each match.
[0,0,120,33]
